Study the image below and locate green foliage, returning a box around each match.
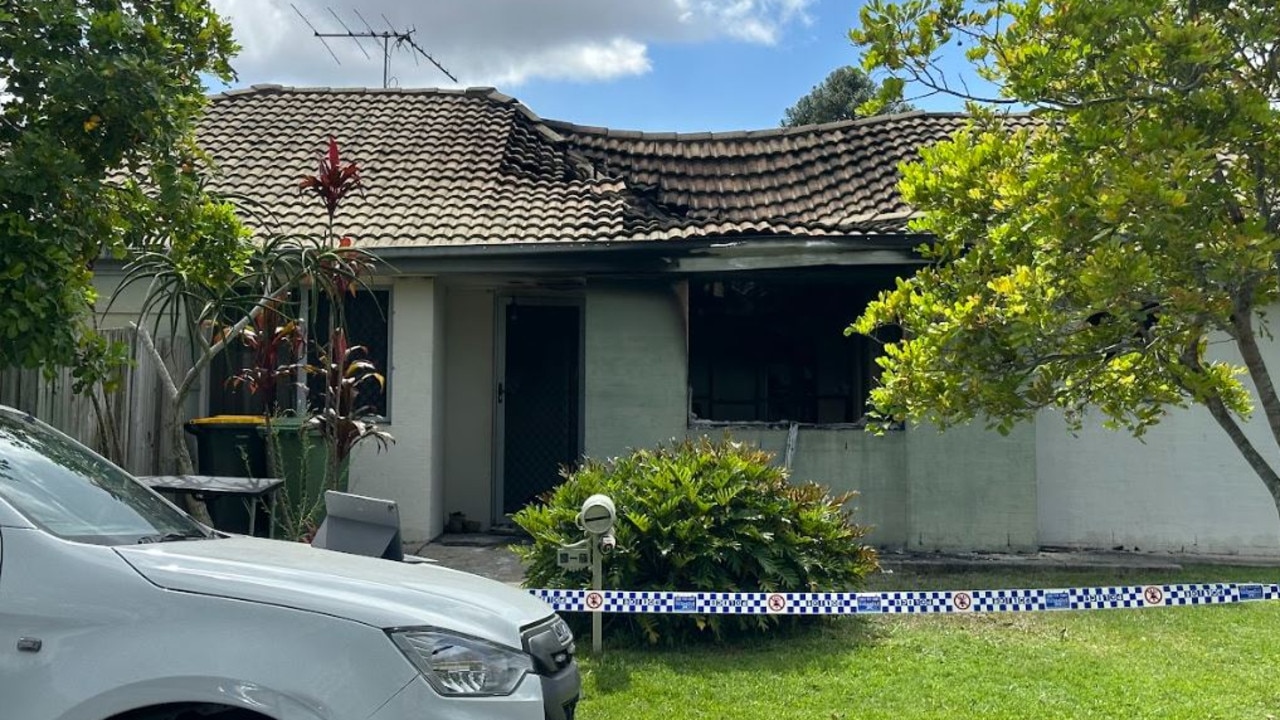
[0,0,238,370]
[261,420,330,542]
[781,65,914,127]
[848,1,1280,499]
[514,437,878,644]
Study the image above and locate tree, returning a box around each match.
[781,65,913,127]
[0,0,238,371]
[848,1,1280,520]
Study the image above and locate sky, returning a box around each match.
[209,0,982,132]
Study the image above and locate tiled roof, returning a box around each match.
[198,85,1006,248]
[546,115,976,236]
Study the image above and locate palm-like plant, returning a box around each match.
[111,135,391,535]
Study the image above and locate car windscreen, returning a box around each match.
[0,411,209,545]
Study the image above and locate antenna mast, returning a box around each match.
[291,5,458,88]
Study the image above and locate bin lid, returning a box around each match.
[186,415,267,426]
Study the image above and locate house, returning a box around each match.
[92,85,1280,556]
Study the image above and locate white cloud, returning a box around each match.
[209,0,813,89]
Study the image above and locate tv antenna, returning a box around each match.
[291,5,458,88]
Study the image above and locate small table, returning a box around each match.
[139,475,285,538]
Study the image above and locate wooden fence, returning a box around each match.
[0,328,194,476]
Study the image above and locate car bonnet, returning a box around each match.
[115,536,552,647]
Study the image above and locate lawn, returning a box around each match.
[574,565,1280,720]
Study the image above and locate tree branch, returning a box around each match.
[1180,340,1280,518]
[174,288,284,402]
[1230,293,1280,453]
[1201,390,1280,513]
[132,322,179,404]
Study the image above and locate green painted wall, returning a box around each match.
[690,426,910,546]
[583,281,689,460]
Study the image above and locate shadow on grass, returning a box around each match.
[579,617,885,695]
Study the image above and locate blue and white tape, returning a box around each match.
[529,583,1280,615]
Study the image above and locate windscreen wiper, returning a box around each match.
[136,531,211,544]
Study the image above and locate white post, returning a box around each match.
[591,539,603,656]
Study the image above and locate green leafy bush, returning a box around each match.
[513,437,878,643]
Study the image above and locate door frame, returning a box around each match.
[492,293,586,524]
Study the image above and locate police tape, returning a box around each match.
[528,583,1280,615]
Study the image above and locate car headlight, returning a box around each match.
[389,629,534,697]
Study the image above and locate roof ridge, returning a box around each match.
[542,109,1035,140]
[206,82,568,143]
[207,83,529,103]
[540,110,936,139]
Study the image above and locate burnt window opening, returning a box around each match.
[208,289,391,420]
[688,276,900,425]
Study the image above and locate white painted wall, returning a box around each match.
[1037,412,1280,555]
[908,422,1038,551]
[1037,316,1280,557]
[92,267,149,331]
[442,287,495,528]
[348,277,444,542]
[371,277,1280,555]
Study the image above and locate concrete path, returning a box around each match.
[409,535,528,587]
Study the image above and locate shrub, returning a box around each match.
[513,436,878,644]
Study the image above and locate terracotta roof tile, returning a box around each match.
[197,85,1027,248]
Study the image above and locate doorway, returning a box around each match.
[495,298,582,519]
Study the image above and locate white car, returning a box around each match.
[0,406,579,720]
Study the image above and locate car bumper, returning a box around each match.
[370,663,580,720]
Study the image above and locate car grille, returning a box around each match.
[523,615,580,720]
[522,616,576,674]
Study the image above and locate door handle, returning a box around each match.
[497,382,505,404]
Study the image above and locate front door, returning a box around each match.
[497,300,581,519]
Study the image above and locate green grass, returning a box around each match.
[575,566,1280,720]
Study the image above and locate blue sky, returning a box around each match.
[212,0,981,133]
[513,1,908,131]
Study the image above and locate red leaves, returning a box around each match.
[299,135,362,223]
[327,135,340,172]
[224,295,305,411]
[311,326,391,462]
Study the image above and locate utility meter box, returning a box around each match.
[556,544,591,571]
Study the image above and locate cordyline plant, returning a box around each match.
[300,136,362,220]
[310,328,392,487]
[226,136,392,539]
[225,297,304,414]
[297,137,394,500]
